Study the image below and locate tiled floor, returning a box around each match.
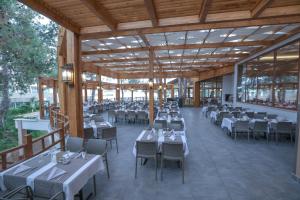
[92,107,299,200]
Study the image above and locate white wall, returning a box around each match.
[222,74,234,105]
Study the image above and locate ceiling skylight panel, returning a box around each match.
[198,48,215,55]
[165,32,186,45]
[146,33,166,46]
[205,28,233,43]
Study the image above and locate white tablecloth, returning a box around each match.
[210,111,218,121]
[201,107,208,114]
[221,118,235,132]
[133,130,189,157]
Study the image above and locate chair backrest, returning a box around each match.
[169,120,184,131]
[154,120,167,130]
[158,112,168,118]
[218,112,229,121]
[128,111,136,117]
[231,111,241,118]
[92,115,104,122]
[137,111,147,119]
[276,122,292,134]
[136,141,157,157]
[101,127,117,140]
[246,112,254,118]
[108,110,115,116]
[234,120,249,132]
[170,111,179,117]
[254,113,266,119]
[162,142,183,160]
[86,139,106,155]
[65,137,83,152]
[253,121,268,132]
[267,114,278,119]
[84,127,94,139]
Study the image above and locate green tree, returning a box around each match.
[0,0,58,128]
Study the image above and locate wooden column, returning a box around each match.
[159,66,163,109]
[295,41,300,180]
[145,90,148,102]
[97,75,103,103]
[116,80,120,102]
[163,78,167,101]
[84,84,88,102]
[66,30,83,137]
[194,81,200,107]
[149,49,155,126]
[53,80,58,106]
[171,84,175,98]
[38,77,45,119]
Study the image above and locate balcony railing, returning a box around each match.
[0,106,69,171]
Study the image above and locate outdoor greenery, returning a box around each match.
[0,0,58,151]
[0,104,45,152]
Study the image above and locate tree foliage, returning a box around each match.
[0,0,58,127]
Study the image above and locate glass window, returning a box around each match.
[237,40,299,110]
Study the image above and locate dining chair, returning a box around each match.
[161,142,184,184]
[251,121,269,141]
[233,120,250,141]
[84,127,94,139]
[101,127,118,153]
[254,113,266,119]
[231,111,241,118]
[154,119,167,130]
[137,111,148,124]
[65,137,83,152]
[86,139,110,179]
[0,185,33,200]
[116,110,126,123]
[216,111,229,125]
[169,120,184,131]
[107,110,116,123]
[127,111,136,123]
[267,114,278,120]
[135,140,158,180]
[245,112,254,118]
[275,121,293,143]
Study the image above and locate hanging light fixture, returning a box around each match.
[148,79,154,89]
[81,73,87,83]
[159,85,162,90]
[61,64,74,84]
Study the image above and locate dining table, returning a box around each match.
[0,150,105,200]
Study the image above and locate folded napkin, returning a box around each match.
[147,134,152,140]
[169,135,176,141]
[13,164,31,175]
[47,167,67,181]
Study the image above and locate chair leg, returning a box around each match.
[182,160,184,184]
[276,132,278,144]
[290,133,293,143]
[93,175,97,196]
[116,138,119,153]
[155,157,157,181]
[105,155,110,179]
[160,158,163,181]
[135,157,138,179]
[110,141,112,149]
[247,131,250,142]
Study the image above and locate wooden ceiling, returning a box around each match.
[19,0,300,78]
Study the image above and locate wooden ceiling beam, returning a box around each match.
[94,61,233,69]
[19,0,80,33]
[199,0,212,23]
[80,0,117,31]
[198,65,234,81]
[80,15,300,39]
[251,0,274,18]
[87,53,246,63]
[82,41,271,55]
[143,0,158,27]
